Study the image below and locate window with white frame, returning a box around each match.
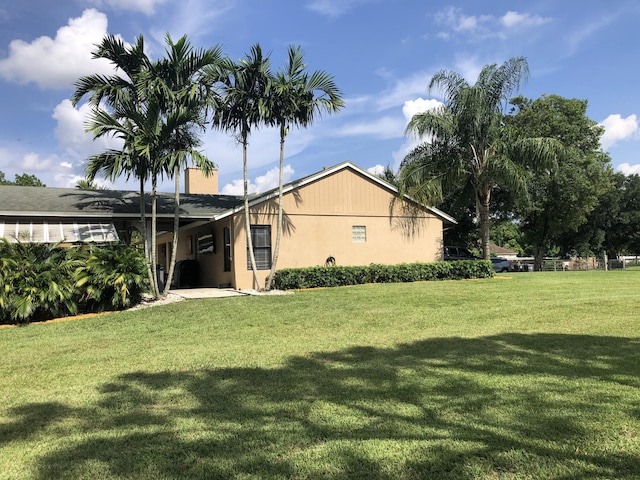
[352,225,366,243]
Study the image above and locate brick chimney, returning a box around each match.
[185,167,218,194]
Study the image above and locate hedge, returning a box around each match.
[271,260,494,290]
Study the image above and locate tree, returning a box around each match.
[75,178,98,189]
[152,34,222,295]
[211,44,272,289]
[264,45,344,290]
[507,94,612,268]
[74,34,221,298]
[72,34,159,296]
[0,171,46,186]
[398,57,561,259]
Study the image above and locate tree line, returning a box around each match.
[394,57,636,270]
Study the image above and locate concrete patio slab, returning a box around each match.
[169,288,249,299]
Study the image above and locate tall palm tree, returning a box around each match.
[399,57,561,259]
[211,44,273,289]
[153,34,223,295]
[264,45,344,290]
[72,35,160,296]
[75,34,223,298]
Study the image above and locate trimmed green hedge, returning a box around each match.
[0,241,148,325]
[272,260,494,290]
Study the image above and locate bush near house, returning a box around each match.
[272,260,493,290]
[0,241,148,324]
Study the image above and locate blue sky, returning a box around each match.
[0,0,639,193]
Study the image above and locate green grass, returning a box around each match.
[1,271,639,479]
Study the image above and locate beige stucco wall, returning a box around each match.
[231,168,444,289]
[157,167,445,290]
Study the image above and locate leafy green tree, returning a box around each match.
[398,57,561,259]
[582,172,640,256]
[212,44,272,289]
[0,171,46,186]
[507,94,612,268]
[265,45,344,290]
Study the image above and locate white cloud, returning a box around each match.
[402,98,443,123]
[391,98,444,171]
[617,163,640,175]
[0,9,116,89]
[52,99,123,161]
[85,0,167,15]
[148,0,234,45]
[220,165,295,195]
[337,116,405,140]
[367,164,385,176]
[434,7,552,42]
[599,114,638,149]
[501,11,551,29]
[305,0,377,18]
[21,152,57,172]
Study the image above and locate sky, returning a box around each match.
[0,0,639,194]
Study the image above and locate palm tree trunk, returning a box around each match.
[164,166,180,296]
[150,174,160,298]
[477,188,491,260]
[243,134,261,289]
[139,176,156,297]
[265,126,286,291]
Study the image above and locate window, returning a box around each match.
[197,231,215,255]
[247,225,271,270]
[223,227,232,272]
[352,225,366,243]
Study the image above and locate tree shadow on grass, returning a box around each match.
[4,333,640,479]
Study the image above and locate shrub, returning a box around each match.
[0,240,80,324]
[0,241,148,325]
[74,245,148,312]
[272,260,493,290]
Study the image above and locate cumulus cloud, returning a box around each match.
[599,113,638,149]
[390,98,444,171]
[617,163,640,175]
[53,99,123,161]
[367,164,386,176]
[220,165,295,195]
[85,0,167,15]
[0,9,115,89]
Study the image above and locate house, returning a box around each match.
[0,162,455,289]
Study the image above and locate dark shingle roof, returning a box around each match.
[0,185,244,219]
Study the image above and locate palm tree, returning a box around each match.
[75,178,98,190]
[399,57,561,259]
[72,35,160,296]
[75,34,223,298]
[264,45,344,290]
[211,44,273,289]
[153,34,223,295]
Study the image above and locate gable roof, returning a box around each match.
[214,162,457,224]
[0,162,456,224]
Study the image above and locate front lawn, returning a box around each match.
[1,271,639,479]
